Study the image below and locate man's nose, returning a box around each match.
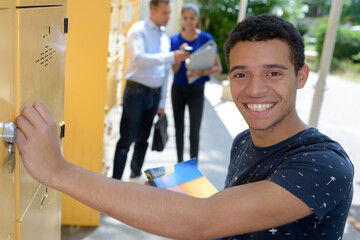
[245,77,269,96]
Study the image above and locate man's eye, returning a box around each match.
[268,72,281,77]
[234,73,247,78]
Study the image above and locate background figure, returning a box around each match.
[112,0,189,180]
[170,2,222,163]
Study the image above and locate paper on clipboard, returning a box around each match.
[186,40,217,84]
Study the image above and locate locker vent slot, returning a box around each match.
[16,5,63,9]
[35,45,55,67]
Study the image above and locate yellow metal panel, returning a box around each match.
[108,0,120,57]
[0,0,12,8]
[105,55,120,111]
[117,0,126,36]
[16,5,66,239]
[120,0,139,105]
[20,185,61,240]
[17,6,66,218]
[16,0,65,7]
[106,0,128,111]
[0,6,15,240]
[1,2,65,240]
[62,0,111,226]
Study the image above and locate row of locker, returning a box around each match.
[106,0,139,111]
[0,0,66,239]
[0,0,139,239]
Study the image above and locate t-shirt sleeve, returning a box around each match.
[170,34,178,51]
[267,148,354,221]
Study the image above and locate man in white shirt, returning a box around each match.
[112,0,189,181]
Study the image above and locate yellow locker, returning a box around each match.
[0,1,15,239]
[15,4,66,239]
[105,0,123,111]
[105,55,120,111]
[109,0,120,57]
[0,1,66,239]
[62,0,110,226]
[19,186,61,240]
[17,4,66,217]
[120,0,139,105]
[16,0,66,6]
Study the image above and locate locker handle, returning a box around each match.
[0,122,17,173]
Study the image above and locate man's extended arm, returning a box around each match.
[16,101,312,240]
[128,29,188,68]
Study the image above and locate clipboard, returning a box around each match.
[186,40,217,84]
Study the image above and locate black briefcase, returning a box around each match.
[151,114,168,152]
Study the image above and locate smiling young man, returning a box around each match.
[16,15,353,239]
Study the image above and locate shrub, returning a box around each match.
[315,17,360,70]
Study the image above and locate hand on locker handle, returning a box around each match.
[15,102,217,240]
[16,101,66,187]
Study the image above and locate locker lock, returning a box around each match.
[0,122,17,173]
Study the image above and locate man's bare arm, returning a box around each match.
[16,101,312,240]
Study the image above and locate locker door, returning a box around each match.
[0,5,15,240]
[16,5,65,240]
[16,0,66,6]
[17,5,66,216]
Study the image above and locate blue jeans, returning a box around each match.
[113,83,161,180]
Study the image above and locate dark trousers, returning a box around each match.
[112,82,161,180]
[171,82,205,163]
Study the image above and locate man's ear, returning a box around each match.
[297,64,310,89]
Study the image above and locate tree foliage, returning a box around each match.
[342,0,360,24]
[185,0,360,72]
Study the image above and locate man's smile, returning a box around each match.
[246,103,275,112]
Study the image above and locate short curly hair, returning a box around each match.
[224,14,305,74]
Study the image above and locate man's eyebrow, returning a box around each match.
[263,64,288,70]
[229,65,247,73]
[229,64,289,73]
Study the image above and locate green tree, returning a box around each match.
[303,0,331,17]
[342,0,360,24]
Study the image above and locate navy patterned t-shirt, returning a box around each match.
[222,128,354,239]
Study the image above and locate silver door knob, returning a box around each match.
[0,122,17,173]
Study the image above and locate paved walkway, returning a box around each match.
[62,72,360,239]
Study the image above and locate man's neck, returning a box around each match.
[250,115,308,148]
[149,17,161,28]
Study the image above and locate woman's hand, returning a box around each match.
[186,69,204,78]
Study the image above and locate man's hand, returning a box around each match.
[16,101,65,187]
[179,43,188,51]
[174,50,190,63]
[156,108,165,118]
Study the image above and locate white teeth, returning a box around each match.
[247,103,274,112]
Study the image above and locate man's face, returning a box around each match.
[228,39,308,133]
[151,2,171,27]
